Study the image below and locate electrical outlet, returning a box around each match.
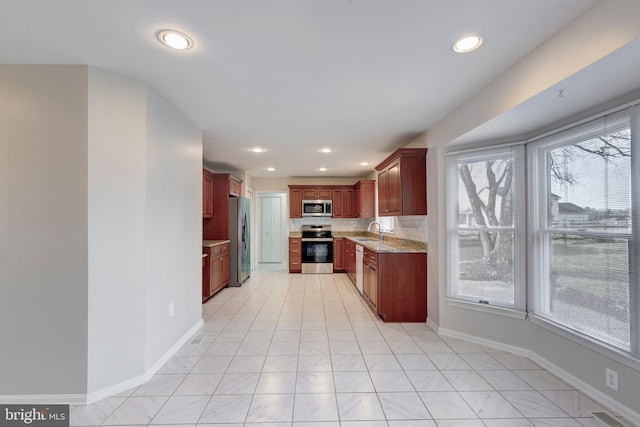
[169,302,175,318]
[605,368,618,391]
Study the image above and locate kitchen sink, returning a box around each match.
[355,238,378,242]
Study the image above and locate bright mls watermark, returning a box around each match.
[1,405,69,426]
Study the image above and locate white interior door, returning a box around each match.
[260,195,284,263]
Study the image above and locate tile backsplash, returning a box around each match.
[289,215,427,243]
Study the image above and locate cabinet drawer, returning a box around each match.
[210,245,221,256]
[364,248,378,264]
[220,243,230,254]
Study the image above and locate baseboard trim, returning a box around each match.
[85,318,204,404]
[436,326,640,426]
[0,318,204,406]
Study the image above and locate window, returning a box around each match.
[378,216,394,233]
[446,145,525,310]
[530,107,639,356]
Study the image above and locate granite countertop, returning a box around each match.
[203,240,230,247]
[288,231,426,253]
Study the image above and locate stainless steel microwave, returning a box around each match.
[302,200,332,217]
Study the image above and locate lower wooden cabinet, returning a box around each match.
[333,238,345,272]
[289,237,301,273]
[203,243,230,302]
[363,248,378,309]
[344,239,356,283]
[375,252,427,322]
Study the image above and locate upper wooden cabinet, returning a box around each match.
[302,188,331,199]
[202,169,214,218]
[203,173,243,240]
[354,180,375,218]
[289,181,375,219]
[375,148,427,216]
[289,188,303,218]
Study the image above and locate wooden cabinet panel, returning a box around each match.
[290,188,302,218]
[302,188,317,199]
[377,252,427,322]
[318,188,332,199]
[344,188,354,218]
[355,180,375,218]
[289,237,301,273]
[203,170,214,218]
[202,249,211,302]
[332,189,345,218]
[203,173,244,240]
[363,248,378,309]
[333,238,345,272]
[220,243,230,287]
[344,239,356,283]
[375,148,427,217]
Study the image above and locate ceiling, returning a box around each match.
[1,0,602,178]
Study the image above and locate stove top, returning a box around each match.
[301,224,333,239]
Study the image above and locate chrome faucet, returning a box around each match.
[368,221,383,242]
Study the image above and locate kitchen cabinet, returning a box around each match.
[289,237,301,273]
[331,189,345,218]
[289,188,302,218]
[203,243,230,302]
[288,182,375,219]
[344,239,356,283]
[333,238,345,272]
[376,251,427,322]
[202,251,210,302]
[202,169,214,218]
[302,188,332,199]
[354,180,375,218]
[203,173,243,240]
[363,248,378,309]
[375,148,427,217]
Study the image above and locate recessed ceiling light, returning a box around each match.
[319,167,327,172]
[452,35,482,53]
[319,148,334,153]
[360,162,369,166]
[267,167,275,172]
[250,147,266,153]
[157,30,194,50]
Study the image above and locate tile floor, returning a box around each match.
[71,269,619,426]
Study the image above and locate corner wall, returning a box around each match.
[0,65,89,397]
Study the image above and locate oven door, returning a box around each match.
[301,238,333,273]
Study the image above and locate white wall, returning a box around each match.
[143,89,203,369]
[1,65,204,402]
[86,67,147,394]
[415,0,640,419]
[0,65,89,397]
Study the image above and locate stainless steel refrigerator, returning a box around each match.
[228,197,251,286]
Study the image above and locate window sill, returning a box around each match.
[446,298,527,319]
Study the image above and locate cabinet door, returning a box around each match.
[209,256,222,297]
[333,238,344,271]
[203,173,213,218]
[302,188,317,199]
[290,189,302,218]
[344,189,355,218]
[202,250,210,300]
[318,188,332,199]
[221,253,229,286]
[387,161,401,215]
[378,169,389,216]
[332,189,344,218]
[368,262,378,309]
[357,181,376,218]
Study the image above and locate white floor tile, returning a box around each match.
[378,392,431,420]
[336,393,386,421]
[293,393,339,422]
[149,395,209,424]
[418,391,477,419]
[198,394,252,423]
[245,393,295,422]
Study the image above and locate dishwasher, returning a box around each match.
[355,244,364,294]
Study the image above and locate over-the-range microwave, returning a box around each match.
[302,200,332,217]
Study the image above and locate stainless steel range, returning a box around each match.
[301,225,333,274]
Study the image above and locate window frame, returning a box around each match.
[527,107,640,360]
[445,144,527,312]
